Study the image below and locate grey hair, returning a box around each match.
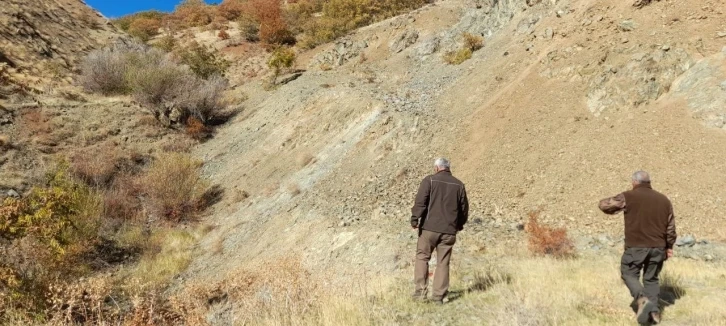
[632,170,651,183]
[434,157,451,169]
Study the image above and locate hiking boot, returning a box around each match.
[650,311,661,324]
[636,297,658,324]
[635,296,649,324]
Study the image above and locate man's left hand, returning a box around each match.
[666,248,674,260]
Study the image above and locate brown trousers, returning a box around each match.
[414,230,456,300]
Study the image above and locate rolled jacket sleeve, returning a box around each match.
[411,176,431,227]
[599,193,626,215]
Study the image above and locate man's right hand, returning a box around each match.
[666,248,674,260]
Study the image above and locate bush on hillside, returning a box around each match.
[292,0,428,49]
[268,46,296,75]
[238,12,261,42]
[153,33,178,53]
[128,17,162,42]
[463,32,484,51]
[525,211,575,258]
[217,0,246,20]
[175,41,230,79]
[139,153,208,222]
[80,42,228,126]
[113,11,167,32]
[443,48,472,65]
[0,163,101,313]
[170,0,214,28]
[79,45,133,95]
[241,0,295,46]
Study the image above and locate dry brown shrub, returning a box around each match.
[171,0,214,28]
[70,147,122,188]
[47,275,118,325]
[128,17,162,42]
[185,117,212,140]
[138,153,208,222]
[242,0,295,46]
[463,32,484,51]
[217,0,246,20]
[103,175,143,221]
[525,210,575,258]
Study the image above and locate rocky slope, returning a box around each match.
[188,0,726,284]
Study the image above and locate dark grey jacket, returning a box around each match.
[411,170,469,235]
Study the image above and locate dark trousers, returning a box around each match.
[621,247,665,309]
[414,230,456,300]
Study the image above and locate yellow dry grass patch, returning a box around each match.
[192,249,726,326]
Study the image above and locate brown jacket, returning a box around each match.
[599,183,677,249]
[411,170,469,235]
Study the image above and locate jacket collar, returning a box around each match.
[633,183,652,190]
[436,169,452,175]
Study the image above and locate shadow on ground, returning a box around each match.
[446,270,513,303]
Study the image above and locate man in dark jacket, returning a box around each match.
[599,171,677,325]
[411,158,469,304]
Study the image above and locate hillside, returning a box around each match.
[2,0,726,324]
[191,0,726,274]
[183,0,726,323]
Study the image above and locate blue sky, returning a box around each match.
[86,0,220,18]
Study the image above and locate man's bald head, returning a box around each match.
[632,170,651,186]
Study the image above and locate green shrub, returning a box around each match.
[443,48,472,65]
[268,46,296,75]
[0,163,101,255]
[0,163,102,314]
[175,41,230,79]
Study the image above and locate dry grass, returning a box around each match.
[147,248,726,326]
[443,48,473,65]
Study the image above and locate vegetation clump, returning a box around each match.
[525,210,576,258]
[444,32,484,65]
[80,42,228,127]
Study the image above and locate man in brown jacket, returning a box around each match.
[599,171,677,325]
[411,158,469,304]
